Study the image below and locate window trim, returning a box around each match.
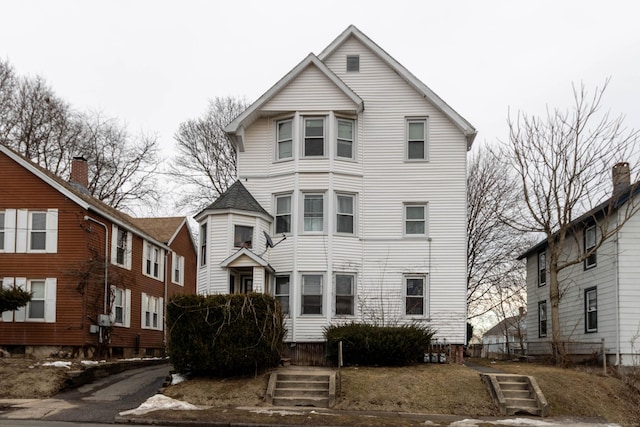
[274,274,291,315]
[275,194,292,234]
[334,273,356,316]
[301,273,324,315]
[0,211,5,252]
[200,222,207,267]
[171,252,185,286]
[110,286,131,327]
[141,292,163,330]
[26,279,46,321]
[336,193,356,235]
[404,203,427,237]
[584,225,597,270]
[585,287,598,333]
[346,55,360,72]
[538,251,547,287]
[406,118,428,161]
[142,241,164,281]
[303,193,325,233]
[538,300,547,338]
[404,274,427,317]
[302,116,326,158]
[111,224,132,269]
[336,118,355,160]
[276,118,294,161]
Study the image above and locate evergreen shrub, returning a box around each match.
[167,293,286,376]
[325,322,434,366]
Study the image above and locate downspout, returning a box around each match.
[164,250,169,350]
[615,217,621,365]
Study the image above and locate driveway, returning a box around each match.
[0,363,170,424]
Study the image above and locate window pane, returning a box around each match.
[408,141,424,159]
[406,297,423,315]
[279,140,292,159]
[31,281,45,298]
[406,278,424,296]
[336,275,353,295]
[29,300,45,319]
[278,121,292,140]
[305,119,323,136]
[304,195,323,232]
[337,140,353,158]
[302,296,322,314]
[234,225,253,248]
[305,139,323,156]
[115,306,123,324]
[277,196,291,214]
[305,118,324,156]
[405,221,425,235]
[337,196,353,214]
[406,206,424,220]
[586,227,596,248]
[337,215,354,234]
[277,296,289,314]
[31,232,46,250]
[276,276,290,295]
[338,120,353,140]
[32,213,46,230]
[276,215,291,234]
[114,289,123,305]
[303,275,322,294]
[408,122,424,140]
[336,296,354,315]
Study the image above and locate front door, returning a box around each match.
[241,276,253,293]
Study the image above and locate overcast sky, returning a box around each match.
[2,0,639,202]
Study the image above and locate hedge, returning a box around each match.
[325,322,434,366]
[167,293,286,376]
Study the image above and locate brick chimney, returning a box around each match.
[612,162,630,197]
[70,156,89,189]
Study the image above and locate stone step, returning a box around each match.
[276,380,329,389]
[272,396,330,407]
[277,374,330,382]
[505,397,539,408]
[502,389,533,399]
[498,381,529,390]
[274,388,329,398]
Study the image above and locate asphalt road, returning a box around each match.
[0,363,171,424]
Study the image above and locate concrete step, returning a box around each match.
[278,374,330,382]
[266,369,336,408]
[272,396,330,407]
[274,388,329,398]
[497,380,529,390]
[505,397,539,408]
[480,373,548,417]
[276,380,329,389]
[502,389,533,399]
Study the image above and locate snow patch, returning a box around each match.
[171,373,186,385]
[41,361,72,368]
[119,394,200,415]
[81,360,99,366]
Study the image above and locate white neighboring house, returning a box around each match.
[481,311,527,359]
[521,163,640,366]
[195,25,476,363]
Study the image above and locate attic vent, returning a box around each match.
[346,55,360,72]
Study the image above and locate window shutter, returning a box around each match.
[16,210,28,253]
[45,209,58,253]
[1,278,14,322]
[44,278,56,323]
[141,293,147,328]
[14,278,26,322]
[126,232,132,268]
[124,289,131,328]
[4,209,16,253]
[110,225,118,264]
[159,297,164,331]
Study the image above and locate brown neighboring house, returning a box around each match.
[0,145,196,358]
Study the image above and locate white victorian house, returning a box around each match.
[195,25,476,363]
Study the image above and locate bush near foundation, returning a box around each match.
[325,323,434,366]
[167,293,286,376]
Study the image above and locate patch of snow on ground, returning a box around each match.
[119,394,199,416]
[41,361,72,368]
[81,360,99,366]
[250,408,307,416]
[171,373,186,385]
[451,419,620,427]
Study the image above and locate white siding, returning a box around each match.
[617,205,640,363]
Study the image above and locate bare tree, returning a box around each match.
[171,96,248,212]
[467,145,531,320]
[498,80,640,363]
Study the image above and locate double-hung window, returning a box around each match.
[274,275,290,315]
[111,225,131,269]
[143,242,163,280]
[335,273,355,315]
[336,194,355,234]
[405,204,427,236]
[538,301,547,337]
[142,293,162,330]
[405,275,426,316]
[116,228,128,265]
[303,117,324,157]
[336,119,355,160]
[275,195,292,234]
[407,118,427,160]
[200,223,207,266]
[304,194,324,232]
[302,274,323,315]
[585,288,597,333]
[172,252,184,286]
[538,251,546,287]
[111,287,125,325]
[584,225,597,269]
[29,212,47,251]
[277,119,293,160]
[234,225,253,248]
[27,280,46,320]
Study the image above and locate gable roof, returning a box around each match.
[131,217,186,244]
[0,144,181,249]
[220,247,274,273]
[224,53,363,151]
[195,180,271,220]
[518,181,640,260]
[319,25,477,148]
[483,315,526,337]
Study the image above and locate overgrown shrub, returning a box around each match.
[325,322,434,366]
[167,293,286,376]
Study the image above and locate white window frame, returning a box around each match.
[303,193,325,233]
[301,273,324,315]
[336,118,355,160]
[275,194,292,234]
[585,287,597,333]
[28,212,47,252]
[584,225,597,269]
[404,203,427,237]
[336,193,355,235]
[538,300,547,338]
[274,274,290,315]
[142,292,163,330]
[20,278,56,323]
[200,222,207,267]
[0,211,5,252]
[404,274,427,317]
[406,118,428,161]
[334,273,355,316]
[346,55,360,72]
[172,252,185,286]
[111,225,132,269]
[19,209,57,253]
[538,251,546,287]
[234,225,254,248]
[302,117,325,158]
[143,241,164,281]
[110,286,131,327]
[276,119,294,161]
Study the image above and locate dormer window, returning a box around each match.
[346,55,360,72]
